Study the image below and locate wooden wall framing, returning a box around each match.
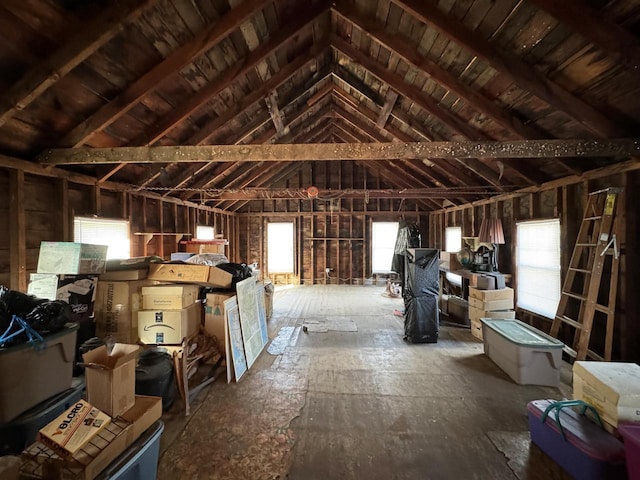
[428,170,640,362]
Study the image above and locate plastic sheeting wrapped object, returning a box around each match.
[403,249,439,343]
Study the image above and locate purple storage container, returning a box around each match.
[527,399,627,480]
[619,423,640,480]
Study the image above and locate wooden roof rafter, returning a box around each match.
[391,0,635,138]
[0,0,157,129]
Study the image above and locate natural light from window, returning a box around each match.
[445,226,462,285]
[196,225,214,240]
[516,219,561,319]
[267,222,294,273]
[74,217,130,260]
[372,222,399,273]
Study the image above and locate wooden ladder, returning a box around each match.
[550,187,622,361]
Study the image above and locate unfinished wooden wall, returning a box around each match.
[235,160,429,285]
[429,171,639,362]
[0,165,233,290]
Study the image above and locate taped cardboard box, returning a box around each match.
[20,396,162,480]
[468,295,514,311]
[98,269,148,281]
[94,281,156,344]
[148,263,232,288]
[37,242,108,275]
[573,361,640,427]
[138,303,202,345]
[37,400,110,460]
[82,344,140,418]
[141,284,200,310]
[469,287,514,302]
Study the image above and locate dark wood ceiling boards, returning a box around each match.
[0,0,638,213]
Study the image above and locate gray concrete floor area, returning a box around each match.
[157,285,573,480]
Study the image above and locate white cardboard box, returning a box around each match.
[573,361,640,427]
[37,242,108,275]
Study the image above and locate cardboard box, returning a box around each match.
[170,252,195,261]
[469,287,514,302]
[27,273,98,321]
[138,303,202,345]
[37,400,110,459]
[148,263,232,288]
[21,396,162,480]
[573,361,640,427]
[94,280,156,344]
[82,344,140,418]
[99,269,148,281]
[37,242,108,275]
[468,295,514,311]
[439,251,462,271]
[141,284,200,310]
[204,292,235,343]
[468,305,516,322]
[105,256,160,272]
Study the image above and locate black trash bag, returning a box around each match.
[0,287,46,322]
[403,295,439,344]
[403,249,439,299]
[216,262,253,287]
[26,300,73,333]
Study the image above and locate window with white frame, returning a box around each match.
[267,222,294,273]
[372,222,399,273]
[74,217,130,260]
[196,225,214,240]
[445,226,462,286]
[516,219,561,318]
[445,226,462,253]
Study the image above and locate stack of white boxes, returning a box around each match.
[468,286,515,340]
[137,284,202,345]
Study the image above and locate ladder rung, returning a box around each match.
[568,267,591,274]
[587,350,605,361]
[563,345,577,358]
[555,315,583,329]
[594,304,614,315]
[583,216,602,221]
[562,291,587,301]
[576,243,597,247]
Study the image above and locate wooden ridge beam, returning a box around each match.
[131,1,330,147]
[58,0,274,148]
[527,0,640,71]
[334,2,548,140]
[40,139,640,165]
[393,0,632,137]
[0,0,156,129]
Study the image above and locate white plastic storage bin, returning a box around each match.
[480,318,564,386]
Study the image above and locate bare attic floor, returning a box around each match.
[157,285,573,480]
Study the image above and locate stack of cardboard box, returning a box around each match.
[468,287,515,340]
[137,285,202,345]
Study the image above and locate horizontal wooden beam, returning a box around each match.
[0,154,230,214]
[432,157,640,213]
[185,187,504,200]
[39,139,640,165]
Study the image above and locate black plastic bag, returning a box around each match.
[404,295,439,343]
[216,263,253,287]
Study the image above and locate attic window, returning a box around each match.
[196,225,215,240]
[73,217,130,260]
[372,222,399,274]
[516,219,561,319]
